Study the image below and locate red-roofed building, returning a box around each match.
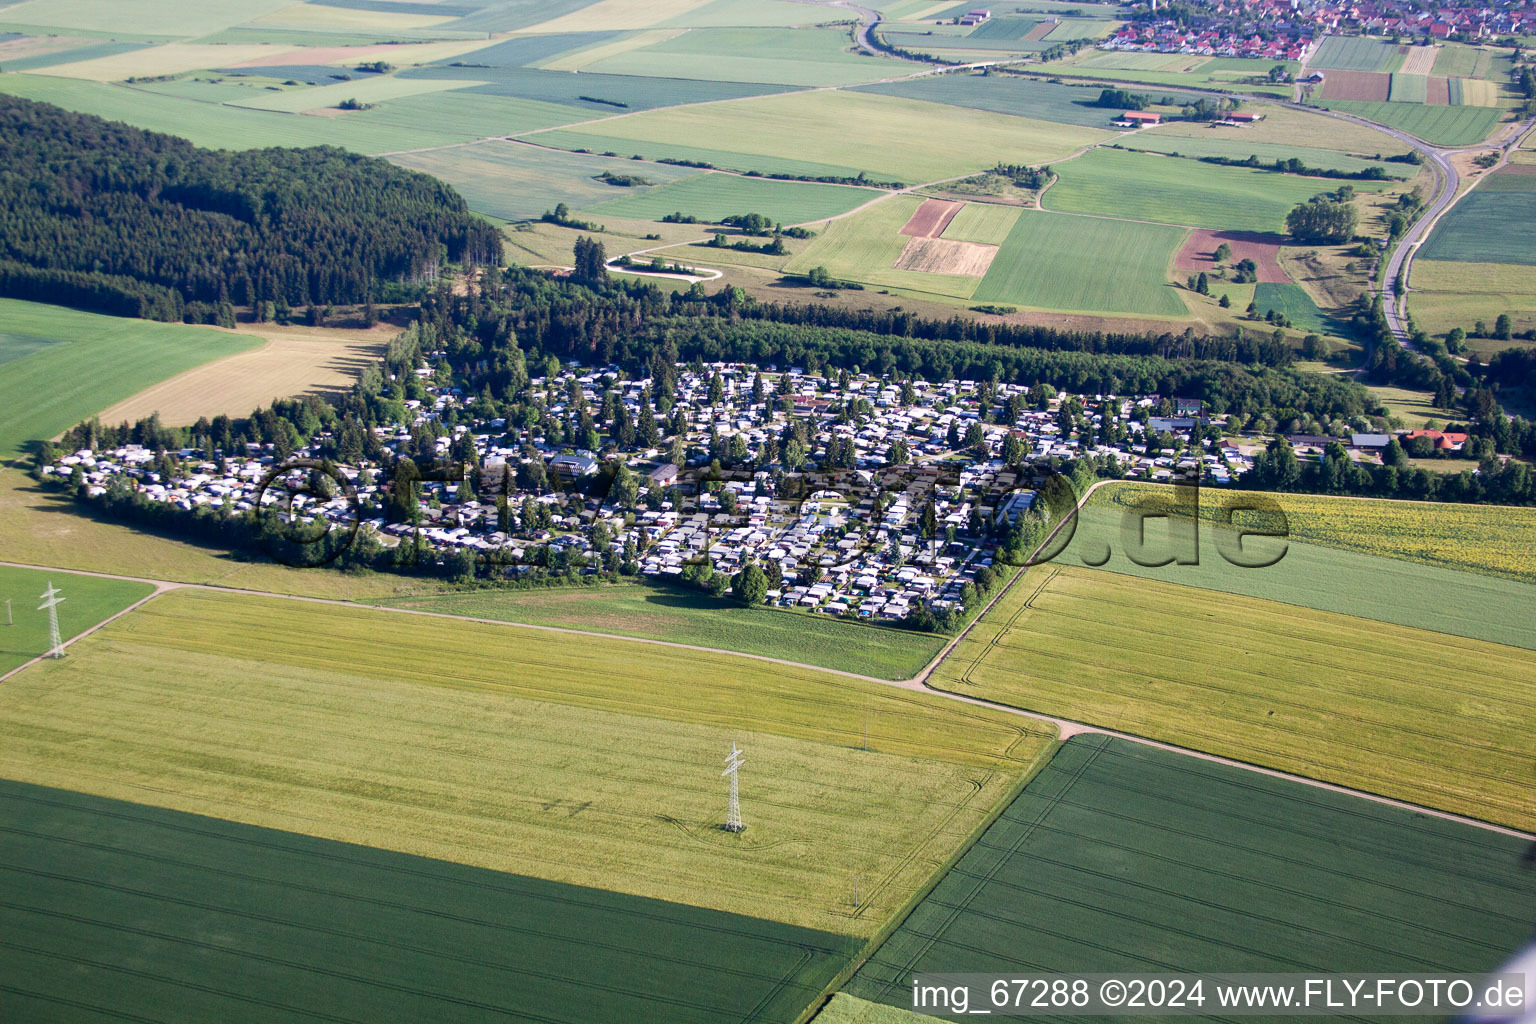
[1401,429,1468,451]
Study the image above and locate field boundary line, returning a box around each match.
[3,541,1531,841]
[0,583,171,685]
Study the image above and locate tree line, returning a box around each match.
[0,95,501,320]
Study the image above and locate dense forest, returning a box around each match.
[0,96,501,320]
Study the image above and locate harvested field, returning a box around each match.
[893,236,998,276]
[899,198,963,238]
[91,324,390,427]
[847,735,1534,1013]
[1022,20,1055,40]
[1318,68,1391,101]
[1173,229,1288,282]
[1399,44,1439,75]
[1425,75,1450,105]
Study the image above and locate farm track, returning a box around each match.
[5,476,1531,844]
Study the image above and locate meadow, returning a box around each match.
[1042,53,1296,96]
[848,735,1535,1012]
[527,90,1111,184]
[1114,134,1411,176]
[1146,103,1412,155]
[0,780,855,1024]
[1042,148,1389,232]
[1061,483,1536,648]
[1253,281,1328,330]
[1316,99,1503,146]
[0,470,446,600]
[399,63,794,111]
[0,0,285,37]
[1309,34,1406,72]
[1408,259,1536,341]
[1419,169,1536,266]
[0,588,1054,935]
[782,197,985,300]
[368,580,945,679]
[0,73,472,153]
[0,300,259,459]
[587,171,883,225]
[853,73,1202,129]
[1432,42,1516,81]
[390,142,705,222]
[0,565,152,674]
[577,26,890,86]
[934,566,1536,829]
[970,210,1188,315]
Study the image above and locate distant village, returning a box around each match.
[1101,0,1535,58]
[41,362,1477,620]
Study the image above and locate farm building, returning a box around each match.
[1226,112,1265,123]
[960,9,991,25]
[1401,429,1469,452]
[1116,111,1163,126]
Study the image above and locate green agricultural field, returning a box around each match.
[935,565,1536,829]
[1059,482,1536,649]
[0,566,152,674]
[0,0,284,36]
[853,74,1204,129]
[0,301,259,459]
[399,64,795,111]
[971,210,1188,315]
[1092,481,1536,584]
[1042,19,1118,41]
[1043,52,1295,96]
[587,171,883,225]
[1432,43,1516,81]
[581,26,889,86]
[1419,170,1536,266]
[941,202,1023,246]
[368,580,944,679]
[0,588,1054,936]
[390,142,705,222]
[1112,135,1411,176]
[224,73,474,113]
[527,90,1112,184]
[658,0,856,28]
[0,74,471,153]
[1388,72,1429,103]
[1309,34,1405,72]
[782,196,985,300]
[1042,147,1388,232]
[0,780,856,1024]
[1254,281,1328,330]
[1408,259,1536,342]
[1316,99,1503,146]
[1146,103,1411,155]
[848,735,1535,1014]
